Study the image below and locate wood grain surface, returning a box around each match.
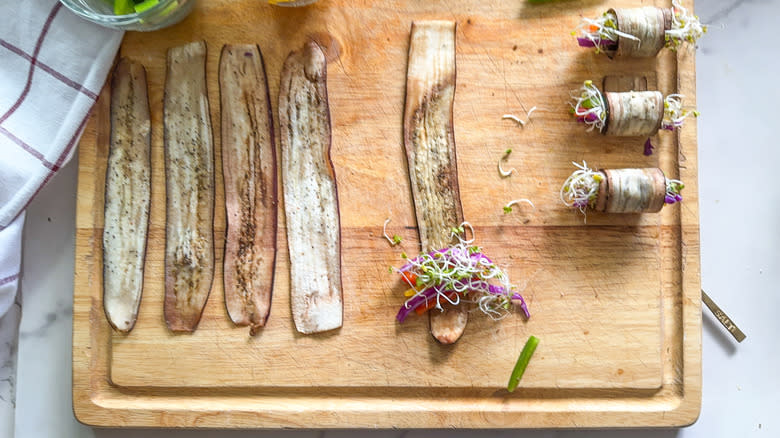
[73,0,701,428]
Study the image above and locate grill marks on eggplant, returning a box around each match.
[403,21,468,344]
[407,85,461,250]
[279,41,343,335]
[103,58,151,333]
[163,41,215,332]
[219,45,278,335]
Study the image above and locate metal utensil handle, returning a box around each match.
[702,290,746,343]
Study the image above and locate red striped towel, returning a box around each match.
[0,0,123,318]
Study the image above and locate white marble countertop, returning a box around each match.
[6,0,780,436]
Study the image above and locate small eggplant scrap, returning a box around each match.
[103,58,151,333]
[219,44,278,336]
[279,41,343,335]
[163,41,215,333]
[575,0,706,57]
[560,162,685,214]
[570,80,698,138]
[403,20,467,345]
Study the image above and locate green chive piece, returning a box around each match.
[159,0,179,16]
[133,0,159,13]
[507,335,539,392]
[114,0,135,15]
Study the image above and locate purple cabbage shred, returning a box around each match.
[644,138,654,156]
[395,252,531,323]
[577,37,616,49]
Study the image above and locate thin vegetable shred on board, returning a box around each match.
[279,41,343,335]
[163,41,215,333]
[219,44,278,336]
[403,20,467,344]
[103,58,151,333]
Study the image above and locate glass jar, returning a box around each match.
[59,0,196,31]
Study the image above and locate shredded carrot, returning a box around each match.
[415,291,458,315]
[401,271,418,287]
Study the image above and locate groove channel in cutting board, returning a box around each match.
[74,0,700,428]
[109,225,664,389]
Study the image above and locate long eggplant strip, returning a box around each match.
[279,41,343,335]
[219,44,278,335]
[103,58,151,333]
[163,41,215,332]
[403,21,467,344]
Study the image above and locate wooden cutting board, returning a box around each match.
[73,0,702,428]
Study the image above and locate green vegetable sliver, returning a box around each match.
[133,0,159,13]
[507,335,539,392]
[113,0,135,15]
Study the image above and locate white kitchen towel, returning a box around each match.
[0,0,123,318]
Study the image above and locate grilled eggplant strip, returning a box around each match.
[607,7,672,58]
[103,58,151,333]
[279,41,343,335]
[163,41,215,332]
[604,91,664,137]
[219,45,278,335]
[595,168,667,213]
[403,21,467,344]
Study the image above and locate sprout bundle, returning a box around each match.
[571,81,698,137]
[576,0,706,58]
[394,223,529,323]
[561,162,684,214]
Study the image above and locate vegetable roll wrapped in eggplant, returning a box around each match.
[571,80,698,138]
[575,0,706,58]
[561,162,684,214]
